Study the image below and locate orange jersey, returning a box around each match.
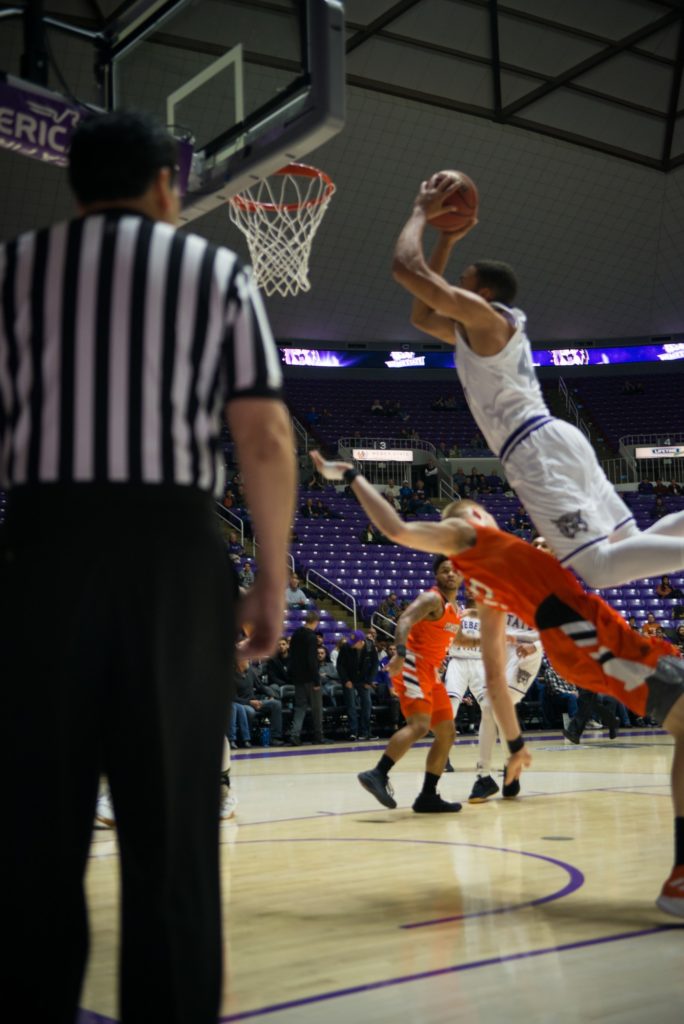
[406,588,461,666]
[451,525,677,715]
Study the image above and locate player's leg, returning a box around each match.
[220,738,238,820]
[444,657,468,772]
[645,666,684,916]
[468,697,501,802]
[413,689,461,813]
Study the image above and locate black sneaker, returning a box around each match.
[358,768,397,809]
[468,775,500,803]
[501,776,521,799]
[444,758,455,773]
[412,792,462,813]
[563,722,581,744]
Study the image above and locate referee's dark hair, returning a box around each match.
[68,111,178,204]
[432,554,451,575]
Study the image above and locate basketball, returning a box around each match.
[427,170,479,230]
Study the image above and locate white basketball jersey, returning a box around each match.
[454,304,550,458]
[449,612,481,660]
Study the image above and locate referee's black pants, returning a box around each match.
[0,485,234,1024]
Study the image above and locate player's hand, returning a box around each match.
[505,746,532,785]
[414,173,461,218]
[439,218,478,244]
[236,578,287,660]
[310,449,353,482]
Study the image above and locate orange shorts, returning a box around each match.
[392,649,453,725]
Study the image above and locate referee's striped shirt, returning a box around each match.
[0,209,282,493]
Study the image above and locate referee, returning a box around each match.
[0,112,296,1023]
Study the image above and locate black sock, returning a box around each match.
[376,754,395,777]
[220,769,231,788]
[421,771,440,796]
[676,817,684,867]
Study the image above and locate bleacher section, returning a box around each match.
[563,375,682,452]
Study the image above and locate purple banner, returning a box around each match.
[0,74,192,194]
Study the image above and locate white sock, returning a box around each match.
[476,703,498,777]
[221,738,231,774]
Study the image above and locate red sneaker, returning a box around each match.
[656,866,684,918]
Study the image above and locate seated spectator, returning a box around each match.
[656,575,684,599]
[318,647,343,706]
[227,701,252,749]
[285,573,310,609]
[305,405,320,425]
[674,605,684,621]
[637,479,654,494]
[430,395,446,410]
[304,471,327,491]
[651,495,667,520]
[370,397,384,414]
[265,637,290,696]
[314,498,336,519]
[410,479,436,514]
[627,615,639,630]
[674,624,684,653]
[239,560,255,588]
[360,522,378,544]
[399,480,413,512]
[378,592,402,622]
[448,443,461,458]
[654,479,669,494]
[505,514,524,538]
[234,659,285,745]
[300,497,319,518]
[384,479,400,509]
[641,611,661,637]
[669,479,682,495]
[226,529,245,562]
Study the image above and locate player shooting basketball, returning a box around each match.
[390,171,684,590]
[310,450,684,919]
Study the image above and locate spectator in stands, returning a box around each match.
[675,625,684,653]
[399,480,414,512]
[338,630,378,741]
[424,460,439,498]
[448,443,461,458]
[226,530,245,562]
[675,606,684,621]
[370,398,384,414]
[239,560,255,588]
[234,660,285,745]
[657,575,684,599]
[486,471,502,492]
[622,379,644,395]
[330,636,346,668]
[627,615,640,630]
[670,480,682,496]
[430,395,446,410]
[285,573,310,609]
[651,495,668,521]
[505,514,524,538]
[538,657,579,727]
[304,471,327,491]
[314,498,337,519]
[379,592,403,622]
[288,609,325,744]
[384,479,400,510]
[318,647,343,707]
[654,479,670,494]
[305,406,320,425]
[410,479,437,514]
[376,642,401,732]
[300,497,319,518]
[265,637,290,696]
[360,521,387,545]
[444,395,457,409]
[642,611,661,637]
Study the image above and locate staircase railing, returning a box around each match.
[305,569,357,630]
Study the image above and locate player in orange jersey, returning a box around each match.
[311,451,684,918]
[357,555,464,813]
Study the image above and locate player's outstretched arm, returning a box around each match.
[310,450,473,556]
[478,604,532,782]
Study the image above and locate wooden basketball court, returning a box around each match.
[81,730,683,1023]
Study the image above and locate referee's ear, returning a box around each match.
[152,166,181,226]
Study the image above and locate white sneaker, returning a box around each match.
[220,786,238,820]
[95,791,115,829]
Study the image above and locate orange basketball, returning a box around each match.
[428,170,479,231]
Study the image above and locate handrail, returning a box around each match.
[291,415,311,454]
[214,502,245,545]
[370,610,396,640]
[557,377,591,441]
[621,432,684,446]
[305,568,357,630]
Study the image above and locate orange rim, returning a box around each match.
[228,162,335,213]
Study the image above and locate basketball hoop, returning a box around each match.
[227,163,336,298]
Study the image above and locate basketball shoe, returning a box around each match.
[413,792,462,813]
[656,866,684,917]
[95,791,115,829]
[468,775,499,803]
[220,772,238,820]
[358,768,396,808]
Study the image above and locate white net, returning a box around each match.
[227,163,335,297]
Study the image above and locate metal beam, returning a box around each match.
[501,10,682,118]
[489,0,502,118]
[346,0,422,55]
[662,17,684,167]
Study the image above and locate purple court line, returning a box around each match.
[226,836,584,928]
[77,923,681,1024]
[232,728,667,761]
[215,925,682,1023]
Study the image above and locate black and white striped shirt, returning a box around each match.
[0,209,282,493]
